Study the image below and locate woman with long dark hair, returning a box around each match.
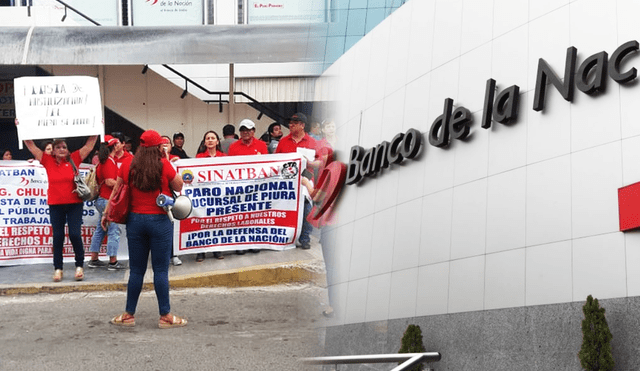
[195,130,224,158]
[24,135,99,282]
[195,130,225,262]
[87,135,125,270]
[103,130,187,328]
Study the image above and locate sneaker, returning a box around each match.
[87,259,108,268]
[212,252,224,260]
[196,253,205,262]
[107,261,127,271]
[300,242,311,250]
[249,249,260,254]
[171,256,182,266]
[235,250,246,255]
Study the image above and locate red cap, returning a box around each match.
[104,135,120,147]
[161,137,170,145]
[139,130,163,147]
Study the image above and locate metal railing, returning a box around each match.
[161,64,288,123]
[301,352,441,371]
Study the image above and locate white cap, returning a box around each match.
[238,119,256,130]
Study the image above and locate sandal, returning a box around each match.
[159,314,188,329]
[110,312,135,327]
[74,267,84,281]
[53,269,63,282]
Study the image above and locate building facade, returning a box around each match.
[318,0,640,369]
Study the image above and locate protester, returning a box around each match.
[161,135,182,266]
[219,124,237,154]
[42,141,53,155]
[104,129,187,329]
[228,119,268,156]
[259,122,284,154]
[110,132,133,169]
[308,119,322,141]
[228,119,266,254]
[275,112,319,250]
[87,135,125,271]
[196,130,225,158]
[23,135,99,282]
[2,149,12,160]
[195,130,225,261]
[170,132,189,159]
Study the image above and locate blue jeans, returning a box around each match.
[125,212,173,316]
[89,197,121,257]
[299,199,312,245]
[49,203,84,270]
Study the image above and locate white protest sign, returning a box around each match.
[173,153,306,255]
[13,76,104,148]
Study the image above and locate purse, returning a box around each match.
[107,181,131,224]
[83,166,100,201]
[69,160,94,201]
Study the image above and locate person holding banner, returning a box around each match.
[104,129,187,329]
[193,130,226,261]
[23,135,99,282]
[195,130,225,159]
[87,135,125,271]
[227,119,266,255]
[276,112,319,250]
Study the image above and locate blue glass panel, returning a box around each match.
[330,0,351,10]
[365,7,386,33]
[324,36,346,65]
[344,35,362,54]
[328,8,349,37]
[346,8,367,36]
[349,0,368,9]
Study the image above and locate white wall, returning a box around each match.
[322,0,640,326]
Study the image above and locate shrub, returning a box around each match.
[399,324,427,371]
[578,295,614,371]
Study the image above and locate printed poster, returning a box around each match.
[173,153,306,255]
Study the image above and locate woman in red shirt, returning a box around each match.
[24,136,98,282]
[196,130,225,158]
[104,130,187,329]
[194,131,225,261]
[87,135,125,270]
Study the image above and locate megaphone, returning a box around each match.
[156,193,192,221]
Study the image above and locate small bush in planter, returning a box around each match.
[399,324,427,371]
[578,295,614,371]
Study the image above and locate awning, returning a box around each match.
[0,24,328,65]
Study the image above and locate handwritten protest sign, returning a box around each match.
[173,153,305,255]
[0,161,117,266]
[13,76,104,148]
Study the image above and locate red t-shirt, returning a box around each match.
[40,151,83,205]
[196,150,226,158]
[275,133,318,157]
[114,151,133,169]
[228,138,268,156]
[119,157,177,215]
[96,157,118,199]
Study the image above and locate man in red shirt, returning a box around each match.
[228,119,268,156]
[227,119,266,254]
[275,112,318,250]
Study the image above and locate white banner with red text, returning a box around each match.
[173,153,306,255]
[0,160,121,266]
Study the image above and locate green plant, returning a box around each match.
[578,295,614,371]
[399,324,427,371]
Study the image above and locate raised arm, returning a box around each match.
[23,140,43,162]
[78,135,99,160]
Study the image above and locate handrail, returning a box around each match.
[301,352,441,371]
[54,0,101,26]
[161,64,288,122]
